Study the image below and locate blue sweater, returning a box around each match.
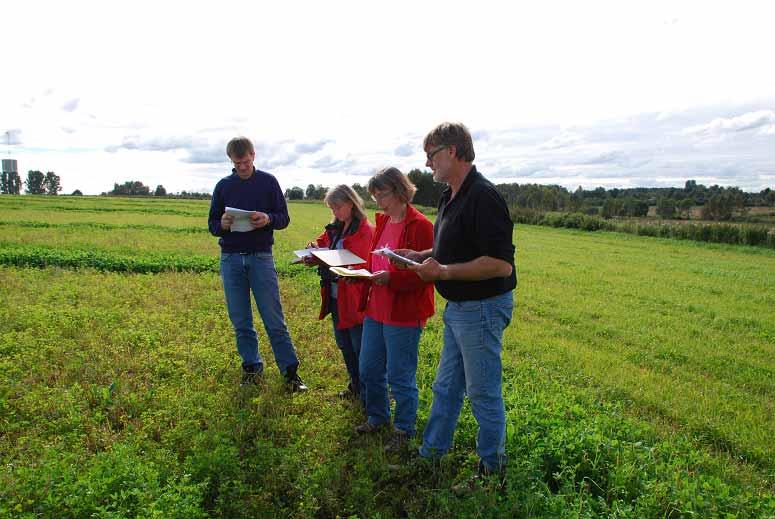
[208,169,290,253]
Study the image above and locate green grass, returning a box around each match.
[1,194,774,517]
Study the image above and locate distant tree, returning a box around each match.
[7,172,21,194]
[656,198,677,219]
[71,189,83,196]
[305,184,327,200]
[285,186,304,200]
[351,183,369,202]
[24,170,46,194]
[701,194,736,221]
[154,185,167,196]
[601,198,623,219]
[568,185,584,212]
[684,179,697,192]
[678,198,694,218]
[108,181,151,196]
[623,197,649,217]
[44,171,62,195]
[407,169,445,207]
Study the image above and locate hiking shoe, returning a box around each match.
[384,429,410,454]
[355,421,387,434]
[240,368,264,387]
[284,365,308,393]
[285,373,308,392]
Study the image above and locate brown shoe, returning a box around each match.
[384,429,410,454]
[355,421,386,434]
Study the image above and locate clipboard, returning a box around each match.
[311,249,366,266]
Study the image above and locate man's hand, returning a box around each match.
[393,248,426,263]
[250,211,270,229]
[221,213,235,231]
[371,270,391,286]
[408,257,448,282]
[390,248,428,269]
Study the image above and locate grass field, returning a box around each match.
[1,195,774,518]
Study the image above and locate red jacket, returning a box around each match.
[315,217,374,329]
[359,204,435,322]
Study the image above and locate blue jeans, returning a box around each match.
[419,291,513,471]
[360,317,422,436]
[329,296,363,396]
[220,252,299,375]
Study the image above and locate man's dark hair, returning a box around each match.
[226,137,255,159]
[423,122,475,162]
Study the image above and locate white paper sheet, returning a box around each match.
[225,207,255,232]
[329,267,374,278]
[372,247,420,266]
[311,249,366,266]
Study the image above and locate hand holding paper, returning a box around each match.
[373,247,420,267]
[225,207,255,232]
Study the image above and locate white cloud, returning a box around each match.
[294,140,334,154]
[683,110,775,138]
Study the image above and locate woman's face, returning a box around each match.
[371,189,400,212]
[330,201,354,222]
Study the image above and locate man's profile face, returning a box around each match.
[426,144,452,183]
[231,151,255,179]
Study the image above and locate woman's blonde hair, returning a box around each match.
[324,184,368,224]
[367,167,416,203]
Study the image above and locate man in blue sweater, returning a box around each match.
[208,136,307,392]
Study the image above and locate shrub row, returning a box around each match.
[0,246,218,273]
[511,209,775,248]
[0,245,312,278]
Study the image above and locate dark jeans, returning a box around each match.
[330,297,363,397]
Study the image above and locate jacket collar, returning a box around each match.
[325,216,363,237]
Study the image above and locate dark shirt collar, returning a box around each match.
[442,165,480,202]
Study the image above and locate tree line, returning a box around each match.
[1,170,62,195]
[102,181,211,199]
[284,173,775,222]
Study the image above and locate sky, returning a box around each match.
[2,0,774,195]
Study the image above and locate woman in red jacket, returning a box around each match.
[306,185,374,400]
[355,167,435,453]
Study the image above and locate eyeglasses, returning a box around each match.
[426,145,448,162]
[370,191,393,202]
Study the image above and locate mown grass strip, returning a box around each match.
[0,203,205,217]
[0,220,209,234]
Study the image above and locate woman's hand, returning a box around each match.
[371,270,390,286]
